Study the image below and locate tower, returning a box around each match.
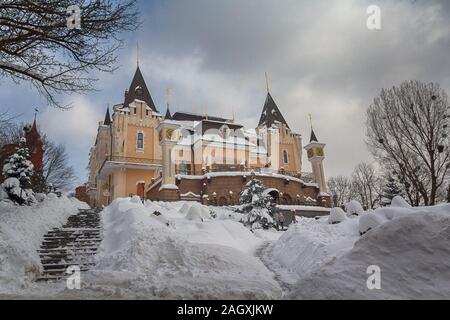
[304,118,329,199]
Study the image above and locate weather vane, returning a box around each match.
[308,113,313,129]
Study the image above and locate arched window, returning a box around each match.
[283,150,289,164]
[137,132,144,149]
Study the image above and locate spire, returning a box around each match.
[136,42,140,67]
[123,66,158,112]
[265,72,270,94]
[258,92,290,129]
[165,105,172,119]
[308,113,318,142]
[104,106,112,126]
[164,87,172,119]
[310,128,318,143]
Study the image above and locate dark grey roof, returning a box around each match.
[104,107,112,126]
[310,128,318,142]
[258,92,290,129]
[165,105,172,119]
[124,67,157,112]
[172,111,233,123]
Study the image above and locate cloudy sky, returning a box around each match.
[1,0,450,189]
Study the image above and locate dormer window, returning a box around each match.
[137,132,144,150]
[135,86,143,97]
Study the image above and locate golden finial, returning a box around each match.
[165,87,172,108]
[265,72,270,93]
[136,42,140,67]
[308,113,313,129]
[231,105,235,122]
[205,103,208,120]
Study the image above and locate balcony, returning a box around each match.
[99,156,162,178]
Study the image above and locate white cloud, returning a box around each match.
[40,95,102,149]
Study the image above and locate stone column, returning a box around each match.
[156,120,181,200]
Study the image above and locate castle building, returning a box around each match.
[87,66,331,208]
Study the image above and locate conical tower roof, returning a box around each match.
[258,92,290,129]
[104,106,112,126]
[124,66,158,112]
[310,128,318,143]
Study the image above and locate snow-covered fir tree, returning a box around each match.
[238,176,277,230]
[1,137,35,205]
[381,176,403,206]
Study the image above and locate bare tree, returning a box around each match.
[0,110,18,147]
[327,175,351,207]
[351,162,382,209]
[366,80,450,206]
[0,0,139,107]
[43,139,77,192]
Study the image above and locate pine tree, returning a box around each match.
[238,176,277,230]
[381,176,402,206]
[2,138,35,205]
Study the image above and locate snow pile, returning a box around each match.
[288,203,450,299]
[85,198,281,299]
[185,202,212,221]
[0,196,89,293]
[328,207,347,224]
[345,200,364,216]
[260,217,359,287]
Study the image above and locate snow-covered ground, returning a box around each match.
[0,195,88,295]
[1,195,449,300]
[260,199,450,299]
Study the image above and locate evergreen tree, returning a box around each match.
[381,176,402,206]
[1,138,35,205]
[238,176,277,230]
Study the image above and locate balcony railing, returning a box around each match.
[107,156,162,165]
[99,156,162,174]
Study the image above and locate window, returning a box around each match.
[134,107,137,115]
[137,132,144,150]
[283,150,289,164]
[146,109,149,116]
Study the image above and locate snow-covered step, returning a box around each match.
[37,208,102,281]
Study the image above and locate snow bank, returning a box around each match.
[0,196,89,293]
[288,204,450,299]
[260,217,360,287]
[85,198,281,299]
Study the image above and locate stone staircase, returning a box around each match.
[36,208,102,281]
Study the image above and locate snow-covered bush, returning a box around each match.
[345,200,364,216]
[391,196,412,208]
[186,202,212,221]
[358,211,388,235]
[1,138,35,205]
[238,177,276,230]
[328,207,346,224]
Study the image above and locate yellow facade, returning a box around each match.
[87,67,315,207]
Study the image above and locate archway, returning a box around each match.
[263,188,280,204]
